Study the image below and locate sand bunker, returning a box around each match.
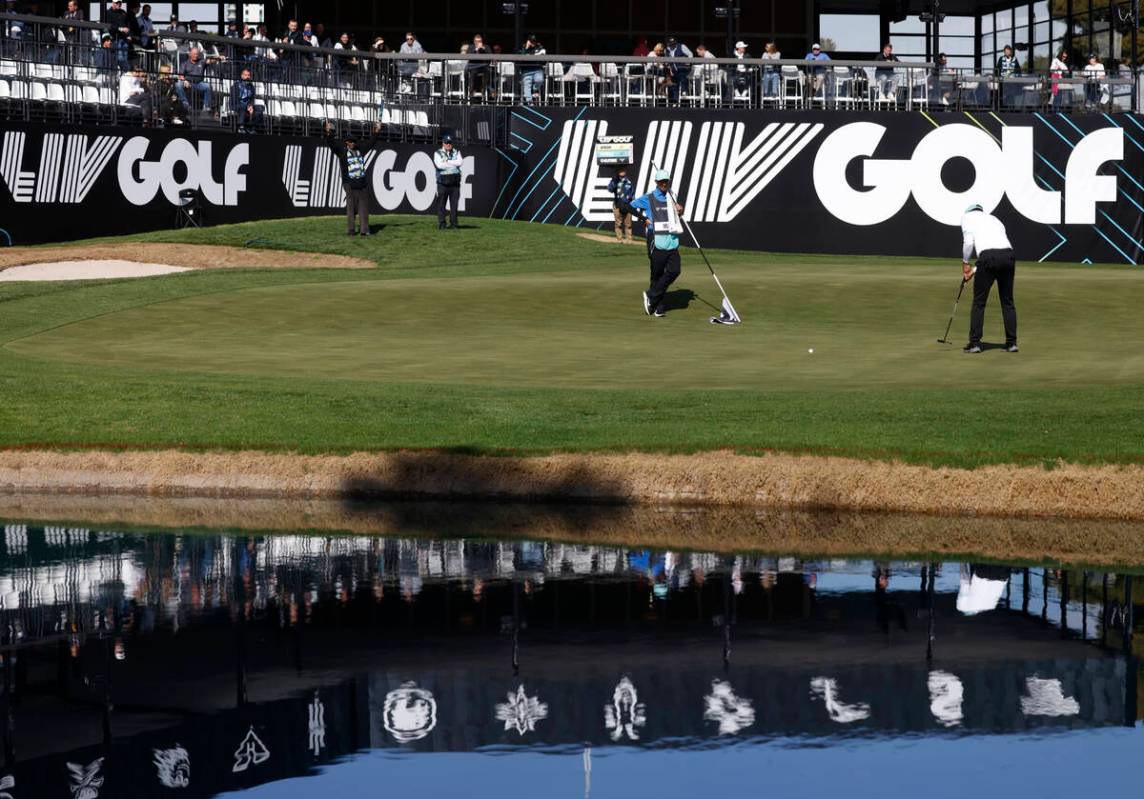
[0,243,375,271]
[0,260,191,282]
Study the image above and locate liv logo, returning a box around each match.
[0,132,120,204]
[554,119,822,224]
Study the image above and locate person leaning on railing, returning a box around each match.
[518,34,545,105]
[761,40,781,99]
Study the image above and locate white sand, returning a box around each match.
[0,260,191,282]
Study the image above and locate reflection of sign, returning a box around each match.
[0,775,14,799]
[232,727,270,773]
[1020,677,1080,717]
[153,745,190,788]
[927,671,964,727]
[810,676,871,724]
[308,692,327,756]
[703,680,755,735]
[495,684,549,736]
[67,758,104,799]
[383,682,438,743]
[604,676,647,741]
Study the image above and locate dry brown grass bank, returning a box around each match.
[0,243,374,272]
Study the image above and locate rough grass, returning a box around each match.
[0,215,1141,469]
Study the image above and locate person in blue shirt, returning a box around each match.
[804,42,831,96]
[629,169,685,318]
[606,166,635,243]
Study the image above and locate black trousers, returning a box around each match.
[648,247,682,312]
[969,248,1017,346]
[437,185,459,227]
[345,186,370,234]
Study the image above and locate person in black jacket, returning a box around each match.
[324,121,383,236]
[105,0,133,70]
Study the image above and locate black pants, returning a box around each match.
[438,184,459,228]
[648,247,682,313]
[345,186,370,234]
[969,249,1017,346]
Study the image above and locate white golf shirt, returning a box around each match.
[961,210,1012,262]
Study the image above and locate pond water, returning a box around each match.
[0,523,1137,798]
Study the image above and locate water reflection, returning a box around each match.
[0,523,1138,797]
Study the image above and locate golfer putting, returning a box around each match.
[629,169,685,318]
[961,203,1018,353]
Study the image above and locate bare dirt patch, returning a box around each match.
[0,243,374,272]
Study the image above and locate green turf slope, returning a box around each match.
[1,215,1142,467]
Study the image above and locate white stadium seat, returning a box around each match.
[30,82,47,101]
[47,83,65,102]
[0,79,9,98]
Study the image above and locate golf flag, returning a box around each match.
[710,296,742,325]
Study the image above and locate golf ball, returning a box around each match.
[808,348,814,354]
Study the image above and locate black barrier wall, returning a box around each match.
[0,123,496,244]
[2,111,1142,263]
[495,108,1144,265]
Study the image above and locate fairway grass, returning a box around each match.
[1,215,1142,469]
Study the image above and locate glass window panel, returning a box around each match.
[1033,0,1048,19]
[1014,4,1029,29]
[145,3,175,20]
[981,33,994,55]
[982,12,993,34]
[949,54,974,68]
[890,34,926,55]
[88,2,101,21]
[890,15,926,34]
[995,28,1014,48]
[820,14,881,52]
[178,2,220,27]
[942,16,974,36]
[1034,20,1050,42]
[940,37,976,56]
[241,3,262,24]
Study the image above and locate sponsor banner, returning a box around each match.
[495,108,1144,264]
[0,122,496,245]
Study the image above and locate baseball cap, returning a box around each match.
[812,43,821,50]
[735,41,747,49]
[654,169,670,182]
[441,132,454,143]
[965,203,984,213]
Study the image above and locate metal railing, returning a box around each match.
[0,11,1137,144]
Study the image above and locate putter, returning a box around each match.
[938,268,975,344]
[650,161,742,325]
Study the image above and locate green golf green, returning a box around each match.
[1,215,1142,466]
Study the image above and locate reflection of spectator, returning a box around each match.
[231,67,263,132]
[175,47,212,112]
[874,43,899,100]
[805,42,831,93]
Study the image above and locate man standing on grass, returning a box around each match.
[607,166,634,243]
[629,169,685,318]
[961,203,1018,353]
[324,120,382,237]
[433,133,464,230]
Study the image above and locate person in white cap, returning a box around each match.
[961,203,1017,353]
[804,42,831,94]
[628,169,685,317]
[730,40,752,101]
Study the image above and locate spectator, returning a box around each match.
[874,42,899,101]
[95,32,117,71]
[805,42,831,94]
[105,0,133,70]
[163,13,184,34]
[323,120,383,237]
[607,166,635,243]
[664,35,692,102]
[467,33,491,98]
[175,46,212,113]
[333,31,359,83]
[518,33,545,105]
[370,36,390,54]
[231,66,263,132]
[995,44,1020,106]
[282,18,303,46]
[224,19,241,38]
[694,43,719,87]
[62,1,85,42]
[1049,49,1069,108]
[633,37,649,57]
[730,40,752,101]
[761,40,781,99]
[314,22,331,49]
[398,30,423,86]
[119,68,152,125]
[137,3,155,49]
[1083,52,1105,107]
[934,52,956,107]
[156,62,184,125]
